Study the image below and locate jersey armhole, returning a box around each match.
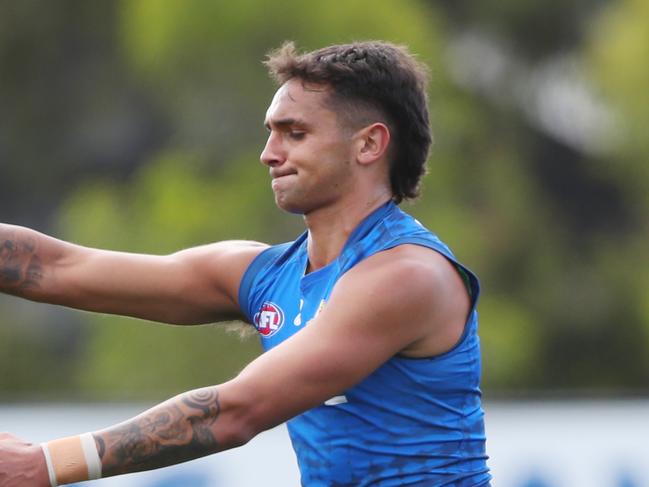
[454,265,480,307]
[384,237,482,360]
[238,242,292,323]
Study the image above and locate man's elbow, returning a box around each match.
[214,383,277,450]
[216,411,259,449]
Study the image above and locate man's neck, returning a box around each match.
[303,191,392,273]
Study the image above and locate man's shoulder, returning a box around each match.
[341,243,469,324]
[338,245,470,358]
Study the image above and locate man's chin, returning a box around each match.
[274,196,307,215]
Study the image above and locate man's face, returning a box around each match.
[260,78,357,215]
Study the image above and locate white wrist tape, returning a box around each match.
[40,433,102,486]
[40,442,58,487]
[80,433,102,480]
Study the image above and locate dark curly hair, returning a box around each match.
[264,41,432,203]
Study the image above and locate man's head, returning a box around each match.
[264,41,432,204]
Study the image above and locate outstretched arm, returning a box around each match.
[95,387,223,476]
[0,245,469,486]
[0,387,228,487]
[0,223,266,324]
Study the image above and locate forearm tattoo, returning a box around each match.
[95,388,221,476]
[0,228,43,292]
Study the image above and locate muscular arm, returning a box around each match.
[82,246,470,480]
[0,223,267,324]
[0,245,468,485]
[94,387,223,476]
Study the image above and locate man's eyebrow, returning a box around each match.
[264,118,309,130]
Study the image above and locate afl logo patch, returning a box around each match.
[254,302,285,337]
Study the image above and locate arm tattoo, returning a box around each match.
[0,229,43,292]
[95,388,222,476]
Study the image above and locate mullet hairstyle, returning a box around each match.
[264,41,432,203]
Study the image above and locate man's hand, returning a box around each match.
[0,433,50,487]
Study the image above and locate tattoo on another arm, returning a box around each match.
[0,229,43,292]
[95,388,222,476]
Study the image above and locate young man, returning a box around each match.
[0,41,491,486]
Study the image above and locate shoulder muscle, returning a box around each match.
[333,244,470,357]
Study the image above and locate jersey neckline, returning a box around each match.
[298,201,397,286]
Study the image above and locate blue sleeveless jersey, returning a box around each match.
[239,202,491,486]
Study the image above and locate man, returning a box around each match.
[0,41,491,486]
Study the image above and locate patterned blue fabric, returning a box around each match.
[239,202,491,486]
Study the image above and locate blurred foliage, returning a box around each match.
[1,0,648,399]
[588,0,649,197]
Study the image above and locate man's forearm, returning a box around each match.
[37,386,241,485]
[93,387,225,478]
[0,224,45,297]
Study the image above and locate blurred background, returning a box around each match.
[1,0,648,485]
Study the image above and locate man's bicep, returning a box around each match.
[152,240,269,323]
[54,240,268,324]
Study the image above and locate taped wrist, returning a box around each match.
[40,433,102,486]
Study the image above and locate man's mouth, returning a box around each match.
[270,168,297,179]
[271,172,297,190]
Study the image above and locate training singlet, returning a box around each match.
[239,202,491,486]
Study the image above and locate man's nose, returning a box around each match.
[260,132,285,167]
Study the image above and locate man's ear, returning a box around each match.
[356,123,391,166]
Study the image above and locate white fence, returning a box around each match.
[1,400,647,486]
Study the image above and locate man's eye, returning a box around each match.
[289,131,306,140]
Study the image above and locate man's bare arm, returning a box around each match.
[0,245,468,485]
[0,223,267,324]
[89,246,469,478]
[94,387,224,476]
